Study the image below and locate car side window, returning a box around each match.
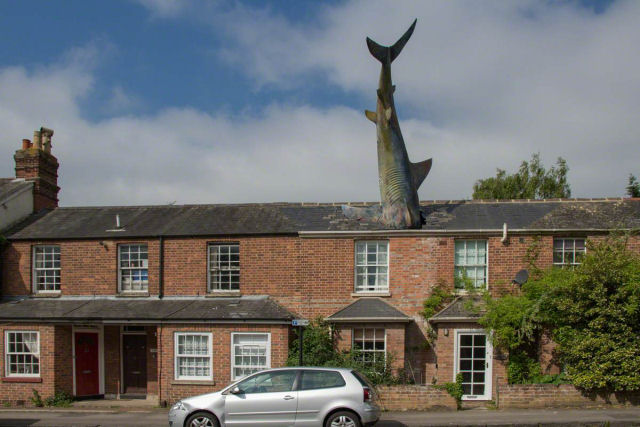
[236,370,297,394]
[299,370,346,391]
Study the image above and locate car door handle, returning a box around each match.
[283,395,295,400]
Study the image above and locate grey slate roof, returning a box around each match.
[0,178,32,203]
[6,199,640,240]
[0,296,295,323]
[326,298,411,322]
[429,296,485,323]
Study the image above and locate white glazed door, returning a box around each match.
[456,331,492,400]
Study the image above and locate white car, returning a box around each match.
[168,367,381,427]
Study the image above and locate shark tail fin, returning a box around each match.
[366,19,417,64]
[411,158,432,190]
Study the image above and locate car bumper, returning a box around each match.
[168,407,189,427]
[361,403,381,425]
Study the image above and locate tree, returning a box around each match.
[480,236,640,391]
[472,153,571,200]
[627,174,640,197]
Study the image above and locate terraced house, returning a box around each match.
[1,133,639,406]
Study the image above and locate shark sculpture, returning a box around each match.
[342,19,431,229]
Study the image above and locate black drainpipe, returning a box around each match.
[158,235,164,299]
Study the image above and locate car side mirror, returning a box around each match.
[230,386,242,395]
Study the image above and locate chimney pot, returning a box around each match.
[33,130,42,150]
[22,139,32,150]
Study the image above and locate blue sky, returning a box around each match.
[0,0,637,206]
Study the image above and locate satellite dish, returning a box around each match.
[513,269,529,286]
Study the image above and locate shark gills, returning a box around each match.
[343,19,432,229]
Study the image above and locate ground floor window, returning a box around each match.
[352,328,386,365]
[4,331,40,377]
[231,333,270,380]
[174,332,212,380]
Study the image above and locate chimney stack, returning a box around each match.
[14,127,60,211]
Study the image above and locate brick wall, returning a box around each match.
[497,383,640,408]
[377,385,457,411]
[158,323,289,405]
[0,324,57,405]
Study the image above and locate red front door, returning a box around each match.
[75,332,100,396]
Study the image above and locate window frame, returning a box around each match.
[351,327,387,366]
[207,243,240,292]
[553,238,586,268]
[454,239,489,290]
[174,332,213,381]
[118,243,149,293]
[354,240,390,294]
[4,330,40,378]
[230,332,271,381]
[32,245,61,294]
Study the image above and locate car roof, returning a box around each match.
[262,367,353,373]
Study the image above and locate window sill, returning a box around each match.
[206,291,241,297]
[351,292,391,298]
[2,377,42,383]
[31,292,61,298]
[116,292,150,298]
[171,380,215,386]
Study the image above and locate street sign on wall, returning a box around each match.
[292,319,309,327]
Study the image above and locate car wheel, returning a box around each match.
[325,410,361,427]
[185,411,219,427]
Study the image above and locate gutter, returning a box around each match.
[428,316,482,324]
[298,228,620,238]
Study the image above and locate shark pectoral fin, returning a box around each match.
[411,158,433,190]
[385,108,392,121]
[365,110,377,123]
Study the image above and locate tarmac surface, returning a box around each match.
[0,407,639,426]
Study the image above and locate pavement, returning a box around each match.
[0,407,639,426]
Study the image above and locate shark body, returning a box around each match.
[343,20,431,229]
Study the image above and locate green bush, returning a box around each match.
[30,389,44,407]
[44,391,73,407]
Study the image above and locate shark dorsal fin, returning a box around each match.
[365,110,377,123]
[411,158,432,190]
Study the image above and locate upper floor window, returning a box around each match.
[119,244,148,292]
[355,241,389,293]
[352,328,386,366]
[32,245,60,293]
[553,238,586,267]
[454,240,487,289]
[231,333,270,380]
[208,244,239,292]
[4,331,40,377]
[175,332,212,381]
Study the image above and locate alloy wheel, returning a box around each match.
[330,415,356,427]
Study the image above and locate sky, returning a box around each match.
[0,0,637,206]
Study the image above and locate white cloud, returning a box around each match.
[2,1,640,207]
[205,0,640,197]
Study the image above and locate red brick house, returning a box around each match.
[1,133,639,406]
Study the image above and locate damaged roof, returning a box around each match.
[6,198,640,240]
[0,296,295,323]
[326,298,411,322]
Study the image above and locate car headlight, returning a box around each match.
[171,401,187,411]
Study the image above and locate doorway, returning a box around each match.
[122,333,147,395]
[74,332,100,397]
[454,330,492,400]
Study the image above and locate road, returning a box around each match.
[1,407,639,426]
